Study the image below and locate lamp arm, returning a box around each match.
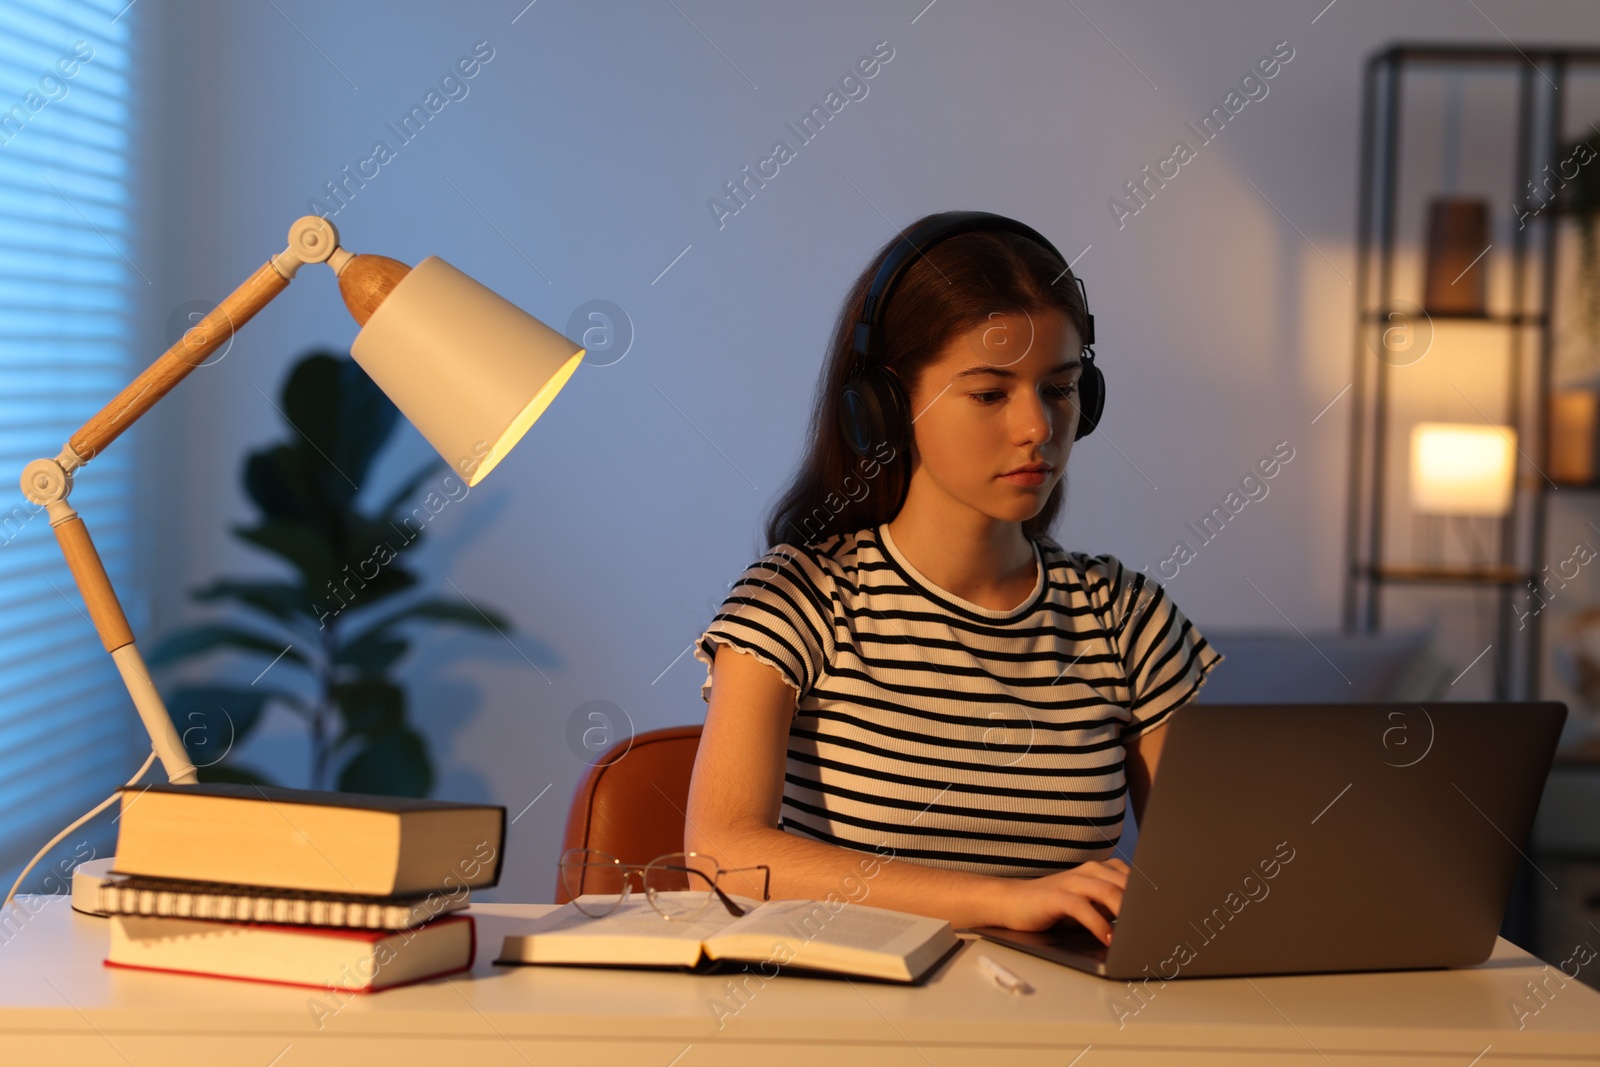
[18,217,351,786]
[45,498,196,784]
[69,261,289,464]
[68,217,345,466]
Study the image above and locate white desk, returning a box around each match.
[2,896,1597,1065]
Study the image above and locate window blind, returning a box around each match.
[0,0,141,893]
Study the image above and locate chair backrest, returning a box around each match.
[553,724,703,904]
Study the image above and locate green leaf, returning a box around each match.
[167,685,275,767]
[235,519,342,588]
[280,351,399,493]
[333,678,404,739]
[344,512,431,577]
[145,624,308,671]
[340,515,424,590]
[242,442,353,539]
[197,763,278,786]
[346,512,415,555]
[237,514,426,630]
[323,565,420,624]
[336,631,410,675]
[241,442,306,523]
[344,597,510,650]
[190,579,310,626]
[337,725,433,797]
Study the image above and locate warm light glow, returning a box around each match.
[1409,422,1516,516]
[468,349,585,487]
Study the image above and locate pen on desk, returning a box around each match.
[976,953,1032,995]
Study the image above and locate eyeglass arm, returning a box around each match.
[702,864,771,917]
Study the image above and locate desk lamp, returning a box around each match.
[6,216,584,905]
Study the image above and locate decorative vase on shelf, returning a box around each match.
[1422,197,1489,317]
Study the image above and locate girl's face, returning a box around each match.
[904,307,1081,525]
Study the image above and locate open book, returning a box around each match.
[495,892,962,984]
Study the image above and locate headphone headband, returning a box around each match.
[852,210,1094,366]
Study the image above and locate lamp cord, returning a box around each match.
[2,748,158,911]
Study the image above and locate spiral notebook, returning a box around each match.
[97,875,470,931]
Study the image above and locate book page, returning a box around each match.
[719,899,926,949]
[705,899,955,980]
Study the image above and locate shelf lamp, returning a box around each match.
[1409,422,1517,516]
[19,216,585,791]
[1409,422,1516,568]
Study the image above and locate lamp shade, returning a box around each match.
[1409,422,1516,516]
[350,256,585,486]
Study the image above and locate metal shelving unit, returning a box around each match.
[1343,43,1600,701]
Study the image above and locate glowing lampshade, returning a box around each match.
[1409,422,1516,516]
[351,256,586,486]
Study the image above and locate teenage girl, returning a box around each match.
[684,211,1222,945]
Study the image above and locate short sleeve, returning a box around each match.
[1086,554,1223,740]
[694,544,836,703]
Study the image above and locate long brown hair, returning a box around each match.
[763,212,1091,551]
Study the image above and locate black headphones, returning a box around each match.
[838,210,1104,459]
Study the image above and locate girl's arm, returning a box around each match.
[685,644,1128,938]
[1124,720,1170,827]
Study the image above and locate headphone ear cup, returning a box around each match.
[839,365,909,458]
[873,365,910,451]
[839,376,874,458]
[1073,358,1105,441]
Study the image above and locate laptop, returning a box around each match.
[969,701,1567,980]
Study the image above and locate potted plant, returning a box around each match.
[1554,129,1600,351]
[147,350,513,797]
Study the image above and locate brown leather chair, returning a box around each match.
[553,724,703,904]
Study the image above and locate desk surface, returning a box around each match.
[2,896,1597,1066]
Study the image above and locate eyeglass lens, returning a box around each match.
[558,850,626,915]
[643,852,720,919]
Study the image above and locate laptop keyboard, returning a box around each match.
[1041,923,1112,960]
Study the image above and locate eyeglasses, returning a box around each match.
[558,848,772,921]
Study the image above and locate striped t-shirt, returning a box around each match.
[694,523,1223,878]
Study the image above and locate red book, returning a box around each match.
[104,913,475,992]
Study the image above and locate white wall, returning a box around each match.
[128,0,1600,902]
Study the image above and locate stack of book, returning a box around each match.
[97,783,505,992]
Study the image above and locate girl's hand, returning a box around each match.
[986,859,1130,941]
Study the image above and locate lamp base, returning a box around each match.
[70,856,116,918]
